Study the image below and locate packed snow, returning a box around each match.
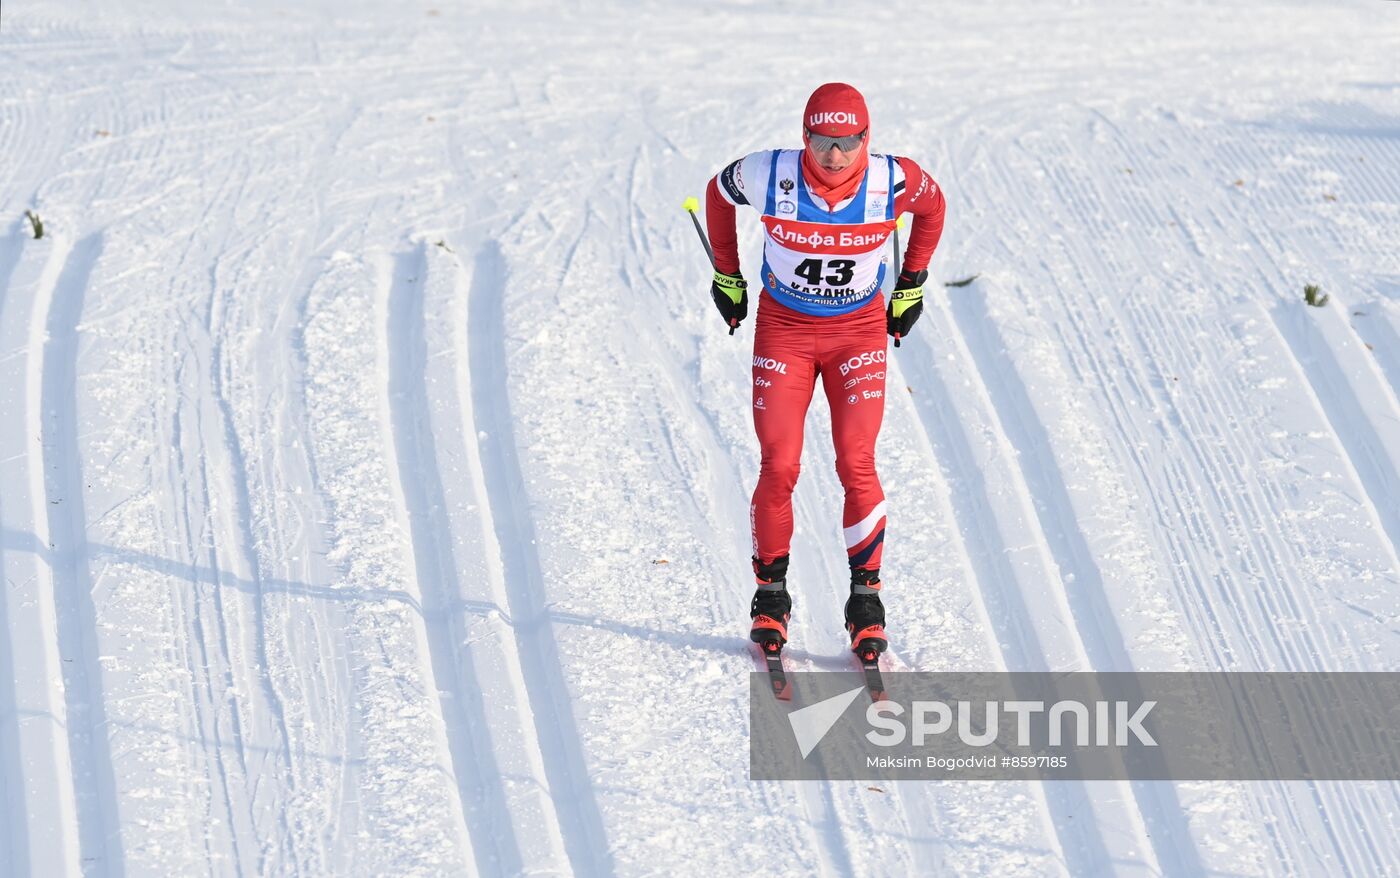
[2,0,1399,875]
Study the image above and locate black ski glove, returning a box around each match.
[887,269,927,347]
[711,270,748,334]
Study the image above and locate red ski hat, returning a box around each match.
[803,82,868,137]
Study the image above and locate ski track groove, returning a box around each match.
[0,85,95,876]
[287,94,448,870]
[437,237,586,874]
[1151,139,1396,664]
[1020,165,1276,668]
[33,233,125,875]
[383,242,527,877]
[786,401,902,878]
[1267,287,1400,574]
[0,591,18,877]
[880,350,1071,875]
[170,385,246,877]
[755,476,874,875]
[1255,302,1400,875]
[1125,292,1390,874]
[696,314,865,878]
[0,227,35,878]
[1351,305,1400,422]
[991,106,1400,875]
[163,155,279,877]
[215,228,321,876]
[999,124,1286,870]
[912,305,1176,873]
[286,239,362,875]
[617,290,854,872]
[956,299,1183,875]
[1024,271,1247,871]
[465,241,616,877]
[944,111,1207,874]
[896,308,1128,877]
[206,235,302,876]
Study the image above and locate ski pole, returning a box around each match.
[684,196,738,336]
[892,215,905,348]
[683,196,716,268]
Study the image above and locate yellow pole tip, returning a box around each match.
[683,196,700,212]
[896,216,907,230]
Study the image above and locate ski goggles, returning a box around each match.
[806,128,867,153]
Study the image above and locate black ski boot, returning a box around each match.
[749,554,792,650]
[845,567,887,659]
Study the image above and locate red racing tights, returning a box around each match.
[750,292,888,573]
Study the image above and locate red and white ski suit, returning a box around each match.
[706,149,946,572]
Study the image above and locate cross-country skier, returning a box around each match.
[704,82,946,660]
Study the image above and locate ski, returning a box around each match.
[855,642,887,702]
[755,638,793,701]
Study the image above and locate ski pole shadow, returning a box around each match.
[455,599,751,656]
[0,527,425,615]
[3,527,795,657]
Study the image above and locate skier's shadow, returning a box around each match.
[2,526,863,666]
[760,646,857,672]
[524,607,872,671]
[460,600,750,656]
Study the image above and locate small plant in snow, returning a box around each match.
[1304,284,1328,307]
[25,210,43,239]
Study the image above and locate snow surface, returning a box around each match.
[2,0,1400,875]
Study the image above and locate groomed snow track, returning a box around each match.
[2,1,1399,875]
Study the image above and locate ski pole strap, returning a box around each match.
[683,196,715,268]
